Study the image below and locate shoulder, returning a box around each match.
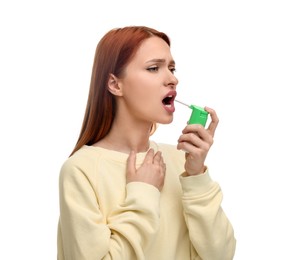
[59,146,102,179]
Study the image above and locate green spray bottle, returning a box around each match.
[175,100,209,127]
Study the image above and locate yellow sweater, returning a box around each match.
[57,141,236,260]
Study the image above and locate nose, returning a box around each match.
[165,71,178,89]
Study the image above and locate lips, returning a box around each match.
[162,90,177,113]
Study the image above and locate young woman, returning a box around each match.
[57,26,236,260]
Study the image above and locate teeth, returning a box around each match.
[162,94,174,107]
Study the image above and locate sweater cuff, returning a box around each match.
[126,182,161,214]
[179,168,215,197]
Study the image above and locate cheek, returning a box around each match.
[125,77,151,99]
[122,73,160,108]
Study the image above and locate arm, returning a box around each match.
[58,161,161,260]
[177,107,236,259]
[180,170,236,260]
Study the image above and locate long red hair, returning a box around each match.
[70,26,170,156]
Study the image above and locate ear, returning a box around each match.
[107,73,123,96]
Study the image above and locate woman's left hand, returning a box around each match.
[177,107,219,176]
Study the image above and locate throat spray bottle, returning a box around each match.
[175,100,209,127]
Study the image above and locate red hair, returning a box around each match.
[70,26,170,156]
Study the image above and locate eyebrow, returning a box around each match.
[146,58,175,65]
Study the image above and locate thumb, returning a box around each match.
[127,150,136,177]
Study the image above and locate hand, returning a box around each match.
[126,148,166,191]
[177,107,219,176]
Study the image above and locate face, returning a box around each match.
[117,36,179,125]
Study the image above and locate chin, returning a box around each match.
[159,116,174,124]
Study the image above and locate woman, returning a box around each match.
[57,26,236,260]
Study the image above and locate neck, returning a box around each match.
[95,119,153,154]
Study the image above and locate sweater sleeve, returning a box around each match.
[58,161,161,260]
[179,169,236,260]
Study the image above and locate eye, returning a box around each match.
[147,66,159,72]
[169,67,176,74]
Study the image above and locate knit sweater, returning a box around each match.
[57,141,236,260]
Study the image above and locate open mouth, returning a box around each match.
[162,92,176,107]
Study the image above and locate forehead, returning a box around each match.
[133,36,173,62]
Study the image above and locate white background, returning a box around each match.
[1,0,281,259]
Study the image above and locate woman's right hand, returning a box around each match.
[126,149,166,191]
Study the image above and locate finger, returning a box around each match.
[127,150,136,175]
[153,151,162,164]
[178,130,207,147]
[161,157,166,173]
[205,106,219,137]
[181,124,204,134]
[144,148,154,164]
[160,155,165,165]
[178,132,211,152]
[177,141,197,154]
